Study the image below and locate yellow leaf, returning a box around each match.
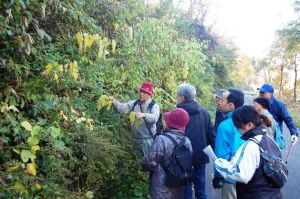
[106,100,112,110]
[21,121,32,131]
[31,145,40,154]
[54,73,59,83]
[76,117,86,124]
[35,182,43,190]
[26,163,37,176]
[181,66,189,79]
[129,112,136,123]
[58,64,64,72]
[102,37,109,48]
[97,39,104,59]
[93,34,100,41]
[69,61,79,80]
[113,23,119,31]
[111,39,117,54]
[45,64,52,75]
[97,95,109,110]
[84,34,95,49]
[86,119,94,131]
[6,165,19,172]
[76,32,83,52]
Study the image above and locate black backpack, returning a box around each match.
[162,133,193,188]
[250,138,288,188]
[132,100,163,137]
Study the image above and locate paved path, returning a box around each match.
[205,93,300,198]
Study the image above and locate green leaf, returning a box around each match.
[50,127,60,138]
[37,29,52,41]
[8,105,19,113]
[11,181,28,195]
[21,121,32,131]
[31,126,42,137]
[27,136,39,146]
[21,150,36,163]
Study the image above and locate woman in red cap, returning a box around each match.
[141,108,193,199]
[109,82,160,157]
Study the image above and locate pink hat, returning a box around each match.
[163,108,189,131]
[140,82,154,95]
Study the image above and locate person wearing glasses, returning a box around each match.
[214,89,227,129]
[109,82,160,157]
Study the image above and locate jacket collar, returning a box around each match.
[241,125,267,141]
[269,95,275,105]
[140,98,152,106]
[225,110,234,118]
[165,128,185,135]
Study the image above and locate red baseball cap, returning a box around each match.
[163,108,189,131]
[140,82,154,95]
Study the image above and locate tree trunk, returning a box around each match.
[279,64,284,96]
[294,55,298,102]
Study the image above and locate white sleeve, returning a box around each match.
[214,141,260,184]
[113,100,135,114]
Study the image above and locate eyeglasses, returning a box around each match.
[215,97,223,103]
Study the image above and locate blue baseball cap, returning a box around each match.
[259,83,274,93]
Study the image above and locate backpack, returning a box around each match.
[162,133,193,188]
[132,100,163,137]
[250,137,288,188]
[273,120,286,149]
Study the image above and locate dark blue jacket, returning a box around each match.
[177,101,215,165]
[236,127,282,199]
[269,96,298,136]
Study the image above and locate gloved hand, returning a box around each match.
[212,175,223,189]
[291,135,298,145]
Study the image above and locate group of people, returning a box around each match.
[109,81,299,199]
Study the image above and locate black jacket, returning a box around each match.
[214,109,226,130]
[237,126,282,199]
[177,100,215,165]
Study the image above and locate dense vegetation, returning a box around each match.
[0,0,236,198]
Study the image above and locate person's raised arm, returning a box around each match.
[110,96,135,114]
[279,103,298,144]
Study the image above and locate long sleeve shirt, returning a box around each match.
[114,98,160,139]
[269,96,298,136]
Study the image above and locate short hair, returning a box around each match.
[232,106,262,129]
[177,83,196,101]
[215,89,228,99]
[253,97,270,111]
[227,89,244,108]
[232,105,271,129]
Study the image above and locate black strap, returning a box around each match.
[163,133,179,147]
[163,133,186,147]
[249,138,265,152]
[132,99,156,111]
[139,101,154,139]
[132,100,140,112]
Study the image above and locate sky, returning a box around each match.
[205,0,296,58]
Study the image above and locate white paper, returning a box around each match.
[203,145,217,162]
